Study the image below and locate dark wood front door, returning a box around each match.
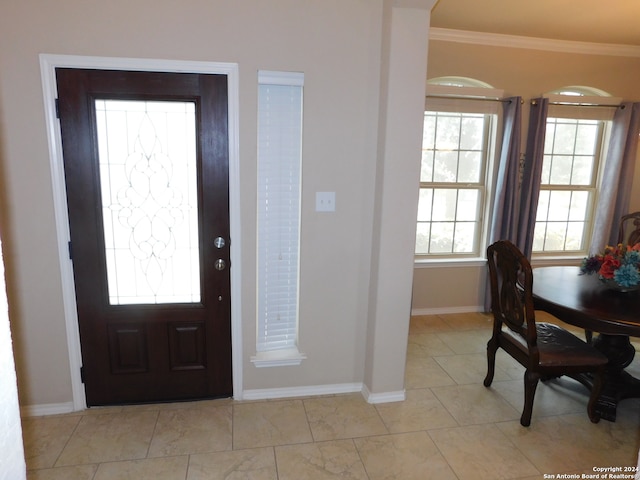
[56,68,232,406]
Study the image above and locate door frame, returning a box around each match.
[39,54,243,411]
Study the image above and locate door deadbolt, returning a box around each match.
[214,236,226,249]
[214,259,226,271]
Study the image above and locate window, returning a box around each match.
[416,79,501,259]
[252,70,306,367]
[532,88,617,255]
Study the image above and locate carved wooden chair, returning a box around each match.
[618,211,640,246]
[484,240,607,426]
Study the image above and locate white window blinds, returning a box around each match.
[256,71,304,357]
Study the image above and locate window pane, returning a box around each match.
[459,115,484,150]
[543,222,568,251]
[433,151,458,182]
[575,123,598,154]
[435,114,461,150]
[548,155,572,185]
[422,114,436,149]
[544,123,555,152]
[458,151,481,183]
[532,224,546,251]
[571,156,594,185]
[417,189,433,221]
[415,222,431,254]
[547,191,571,221]
[565,222,585,250]
[430,222,454,253]
[457,189,479,221]
[569,191,589,221]
[540,154,552,184]
[453,222,475,253]
[536,190,550,222]
[420,150,434,182]
[432,189,457,221]
[553,121,577,154]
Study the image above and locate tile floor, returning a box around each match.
[22,312,640,479]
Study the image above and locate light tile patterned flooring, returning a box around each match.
[22,312,640,479]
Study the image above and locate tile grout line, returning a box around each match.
[51,413,85,471]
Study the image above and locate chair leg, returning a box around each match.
[587,366,605,424]
[483,338,498,387]
[585,329,593,344]
[521,370,539,427]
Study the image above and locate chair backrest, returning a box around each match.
[486,240,537,346]
[618,211,640,247]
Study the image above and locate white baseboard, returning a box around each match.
[241,383,363,401]
[411,305,485,316]
[242,382,407,405]
[22,383,407,415]
[362,385,405,404]
[21,402,76,417]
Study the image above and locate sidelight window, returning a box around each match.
[253,71,306,366]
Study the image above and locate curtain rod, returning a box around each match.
[426,95,516,103]
[425,95,622,108]
[531,99,623,109]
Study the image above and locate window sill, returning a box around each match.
[250,348,307,368]
[530,255,584,267]
[414,257,487,268]
[414,254,585,269]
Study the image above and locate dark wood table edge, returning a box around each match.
[532,266,640,422]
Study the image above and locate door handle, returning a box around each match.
[214,259,226,271]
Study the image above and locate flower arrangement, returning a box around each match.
[580,243,640,288]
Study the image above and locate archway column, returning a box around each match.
[363,0,437,402]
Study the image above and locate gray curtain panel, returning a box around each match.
[485,96,522,312]
[518,97,548,260]
[488,97,523,246]
[589,102,640,254]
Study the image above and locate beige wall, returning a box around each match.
[412,40,640,313]
[1,0,434,408]
[8,0,632,408]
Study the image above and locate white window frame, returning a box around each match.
[415,83,502,264]
[252,70,306,367]
[532,90,619,259]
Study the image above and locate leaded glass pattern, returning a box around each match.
[95,100,200,305]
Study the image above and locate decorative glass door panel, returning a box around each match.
[95,100,201,305]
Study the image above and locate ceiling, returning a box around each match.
[430,0,640,46]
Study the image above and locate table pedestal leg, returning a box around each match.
[591,334,640,422]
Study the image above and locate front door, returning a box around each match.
[56,68,232,406]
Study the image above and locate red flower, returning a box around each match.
[599,255,621,279]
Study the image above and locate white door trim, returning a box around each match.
[39,54,243,410]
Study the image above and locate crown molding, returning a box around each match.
[429,27,640,58]
[393,0,438,10]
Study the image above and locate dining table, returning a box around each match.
[532,265,640,422]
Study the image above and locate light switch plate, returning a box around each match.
[316,192,336,212]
